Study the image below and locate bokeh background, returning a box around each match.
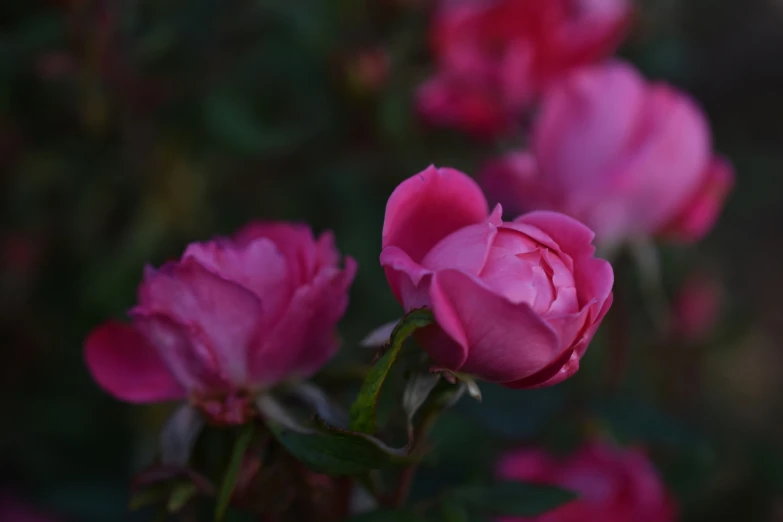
[2,0,782,520]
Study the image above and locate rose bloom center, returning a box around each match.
[421,225,579,317]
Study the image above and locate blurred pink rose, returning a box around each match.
[497,442,677,522]
[481,62,734,247]
[85,223,356,424]
[381,166,612,388]
[672,273,723,343]
[0,494,59,522]
[418,0,631,137]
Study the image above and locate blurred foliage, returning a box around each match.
[2,0,783,520]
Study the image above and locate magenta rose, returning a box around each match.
[417,0,631,138]
[481,61,734,247]
[85,222,357,424]
[497,442,677,522]
[380,166,613,388]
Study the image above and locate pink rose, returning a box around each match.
[481,61,734,247]
[380,166,613,388]
[85,223,357,424]
[417,0,631,137]
[497,442,677,522]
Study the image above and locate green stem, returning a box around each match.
[392,408,440,507]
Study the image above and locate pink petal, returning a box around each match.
[533,62,647,206]
[575,291,614,359]
[574,255,614,322]
[249,257,358,385]
[514,211,597,257]
[315,230,342,272]
[380,245,433,308]
[500,221,560,255]
[382,166,489,263]
[479,251,538,309]
[613,83,711,236]
[517,349,582,389]
[660,156,734,242]
[184,238,292,328]
[501,346,580,390]
[421,222,498,273]
[84,321,184,403]
[428,269,560,383]
[131,312,232,394]
[235,222,318,286]
[137,258,262,385]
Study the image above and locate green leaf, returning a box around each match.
[350,308,434,434]
[128,488,168,511]
[346,509,426,522]
[214,423,255,521]
[267,421,407,476]
[453,481,577,517]
[167,482,198,513]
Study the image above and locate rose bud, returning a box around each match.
[84,223,357,424]
[380,166,612,388]
[481,61,734,248]
[417,0,631,138]
[497,441,677,521]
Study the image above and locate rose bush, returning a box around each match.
[481,61,734,247]
[380,166,613,388]
[84,222,356,424]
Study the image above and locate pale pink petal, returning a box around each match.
[500,221,561,254]
[421,222,497,273]
[533,62,647,206]
[382,166,489,263]
[137,258,262,385]
[131,312,231,394]
[428,269,560,383]
[84,321,184,403]
[614,83,711,236]
[184,238,291,327]
[235,222,318,286]
[514,211,598,257]
[479,251,538,308]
